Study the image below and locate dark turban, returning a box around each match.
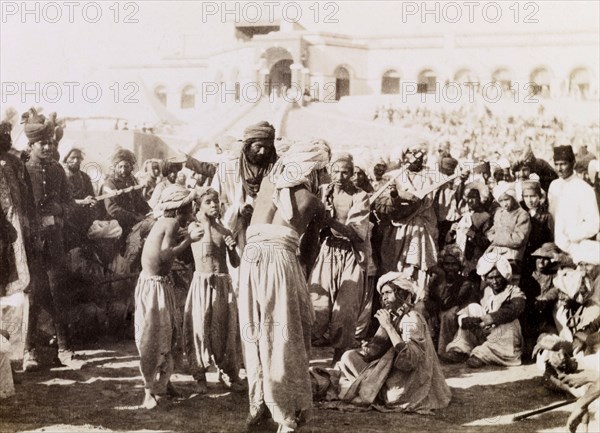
[553,145,575,163]
[243,121,275,142]
[473,161,491,176]
[111,148,136,166]
[25,122,52,144]
[440,154,458,173]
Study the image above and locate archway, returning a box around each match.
[381,69,400,94]
[417,69,437,94]
[154,85,167,106]
[180,85,196,109]
[530,67,552,97]
[569,67,591,99]
[334,66,350,100]
[268,59,292,97]
[491,68,512,91]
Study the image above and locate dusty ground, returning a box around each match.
[0,339,582,433]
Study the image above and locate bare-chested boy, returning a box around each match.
[135,185,202,409]
[309,152,370,364]
[183,186,244,394]
[238,139,331,433]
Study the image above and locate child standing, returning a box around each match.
[183,187,244,394]
[485,182,531,282]
[135,185,201,409]
[520,179,554,277]
[449,181,492,277]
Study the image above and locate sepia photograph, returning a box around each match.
[0,1,599,432]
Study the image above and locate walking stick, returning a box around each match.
[511,399,576,421]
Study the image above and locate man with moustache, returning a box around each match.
[372,141,438,305]
[238,139,331,432]
[102,149,151,241]
[548,145,599,263]
[211,121,278,291]
[22,121,79,371]
[310,152,370,364]
[62,147,97,251]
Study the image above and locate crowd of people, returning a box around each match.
[1,107,599,432]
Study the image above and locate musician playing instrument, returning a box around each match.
[336,272,451,411]
[371,143,439,303]
[102,149,151,240]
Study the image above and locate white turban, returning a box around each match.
[271,139,331,222]
[476,255,512,281]
[157,185,196,211]
[376,272,419,302]
[553,268,584,300]
[493,181,517,202]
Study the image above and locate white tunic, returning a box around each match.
[548,173,599,258]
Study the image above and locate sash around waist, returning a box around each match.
[245,223,299,253]
[138,272,172,283]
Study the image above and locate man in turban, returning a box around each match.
[23,118,78,371]
[135,184,202,409]
[309,152,371,364]
[510,143,557,192]
[433,151,462,250]
[135,159,162,201]
[427,245,478,355]
[371,141,439,303]
[102,148,151,242]
[369,158,390,192]
[335,272,451,412]
[211,121,277,294]
[148,159,185,210]
[237,139,330,432]
[548,145,599,263]
[443,256,526,367]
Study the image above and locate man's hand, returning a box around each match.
[81,196,97,207]
[240,204,254,220]
[558,369,597,388]
[187,222,204,242]
[374,309,393,331]
[224,235,236,250]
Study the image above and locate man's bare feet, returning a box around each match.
[219,371,247,392]
[141,390,159,410]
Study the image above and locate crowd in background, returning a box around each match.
[1,106,599,432]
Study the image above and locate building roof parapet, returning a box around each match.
[111,59,208,70]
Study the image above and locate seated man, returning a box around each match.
[534,264,600,380]
[335,272,451,412]
[426,245,478,356]
[443,256,526,368]
[519,242,561,359]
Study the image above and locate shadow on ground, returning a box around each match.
[0,341,575,433]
